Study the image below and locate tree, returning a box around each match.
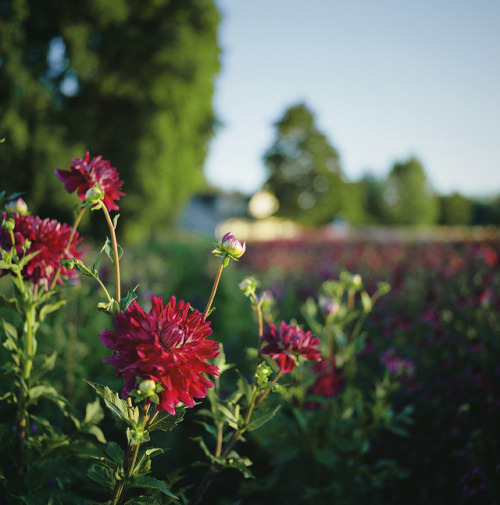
[438,192,472,226]
[382,157,438,226]
[0,0,220,241]
[263,103,346,226]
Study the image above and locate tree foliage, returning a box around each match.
[263,103,346,226]
[382,157,438,226]
[438,192,472,226]
[0,0,220,241]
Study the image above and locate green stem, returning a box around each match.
[204,257,225,318]
[102,205,121,303]
[50,206,86,290]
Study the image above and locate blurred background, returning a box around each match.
[1,0,499,242]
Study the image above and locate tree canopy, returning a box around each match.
[263,103,347,226]
[0,0,220,241]
[381,157,438,226]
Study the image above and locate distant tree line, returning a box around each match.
[264,103,500,227]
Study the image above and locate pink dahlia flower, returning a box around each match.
[99,296,219,415]
[55,152,125,211]
[260,321,321,373]
[0,212,82,289]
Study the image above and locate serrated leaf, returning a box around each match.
[88,463,115,490]
[246,405,281,432]
[148,407,186,432]
[72,259,98,278]
[98,299,120,315]
[130,476,178,499]
[120,287,138,311]
[105,441,125,465]
[85,381,131,427]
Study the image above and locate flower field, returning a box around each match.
[236,234,500,504]
[1,152,500,504]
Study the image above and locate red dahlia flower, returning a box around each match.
[99,296,219,415]
[0,212,82,289]
[55,152,125,211]
[260,321,321,373]
[309,356,344,398]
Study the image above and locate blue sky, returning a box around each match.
[204,0,500,198]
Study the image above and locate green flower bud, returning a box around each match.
[138,379,156,397]
[85,185,104,207]
[239,277,257,297]
[2,217,15,233]
[5,197,28,216]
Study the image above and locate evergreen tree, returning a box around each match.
[0,0,220,241]
[263,103,345,226]
[382,157,438,225]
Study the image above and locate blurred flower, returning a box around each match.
[99,295,219,415]
[215,232,246,260]
[380,348,416,378]
[483,247,498,267]
[5,197,28,216]
[461,468,487,496]
[0,212,82,289]
[309,356,344,398]
[260,321,321,373]
[55,152,125,211]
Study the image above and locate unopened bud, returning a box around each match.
[217,232,246,259]
[239,277,257,296]
[138,379,156,397]
[2,218,15,233]
[85,185,104,207]
[5,197,28,216]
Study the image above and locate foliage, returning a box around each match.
[0,0,220,241]
[263,103,348,226]
[381,156,438,225]
[438,192,472,225]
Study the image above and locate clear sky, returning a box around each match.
[204,0,500,199]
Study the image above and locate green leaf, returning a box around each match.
[125,497,160,505]
[30,351,57,382]
[246,405,281,432]
[88,463,115,490]
[85,381,131,428]
[0,294,20,313]
[98,299,121,315]
[120,287,139,311]
[104,237,123,265]
[105,441,125,465]
[133,448,163,478]
[38,299,66,323]
[131,475,178,499]
[148,407,186,432]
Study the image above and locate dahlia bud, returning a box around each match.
[217,232,246,259]
[5,197,28,216]
[239,277,257,297]
[85,185,104,208]
[2,217,15,233]
[138,379,157,397]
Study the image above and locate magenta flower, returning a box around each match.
[216,232,246,260]
[0,212,83,289]
[309,356,344,398]
[260,321,321,373]
[99,295,219,415]
[55,152,125,211]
